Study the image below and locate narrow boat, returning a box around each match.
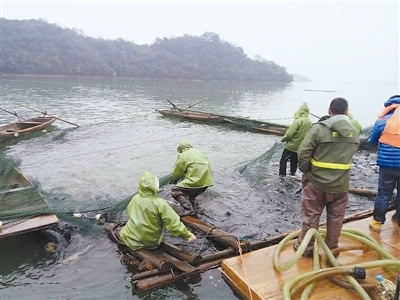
[155,108,227,123]
[0,115,57,140]
[155,107,289,135]
[0,162,58,238]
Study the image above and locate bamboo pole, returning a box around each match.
[166,99,182,111]
[17,103,80,127]
[309,112,321,119]
[348,187,377,197]
[186,99,206,109]
[133,249,173,270]
[160,242,202,265]
[0,107,27,121]
[132,258,225,294]
[181,216,251,253]
[131,268,171,281]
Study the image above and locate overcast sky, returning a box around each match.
[1,1,399,83]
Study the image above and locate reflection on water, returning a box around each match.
[0,76,393,299]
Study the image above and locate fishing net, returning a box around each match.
[0,124,377,231]
[0,155,52,222]
[235,125,375,188]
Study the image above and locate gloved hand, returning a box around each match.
[187,234,197,244]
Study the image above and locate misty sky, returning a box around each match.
[1,1,399,84]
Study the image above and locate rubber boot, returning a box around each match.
[176,196,195,216]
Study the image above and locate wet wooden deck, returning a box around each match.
[221,213,399,300]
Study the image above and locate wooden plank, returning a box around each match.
[221,212,400,300]
[0,214,59,238]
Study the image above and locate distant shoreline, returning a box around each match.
[1,73,292,84]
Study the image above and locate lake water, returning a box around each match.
[0,76,397,299]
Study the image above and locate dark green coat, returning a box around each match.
[298,115,360,193]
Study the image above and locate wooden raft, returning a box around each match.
[221,212,399,300]
[129,216,252,294]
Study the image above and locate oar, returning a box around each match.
[166,99,182,111]
[0,107,27,121]
[17,103,80,127]
[186,98,206,109]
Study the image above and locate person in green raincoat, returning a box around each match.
[170,139,214,216]
[118,171,196,250]
[279,102,312,176]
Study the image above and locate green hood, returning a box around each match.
[177,139,193,153]
[294,103,310,119]
[138,171,159,197]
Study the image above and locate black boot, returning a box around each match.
[177,196,195,216]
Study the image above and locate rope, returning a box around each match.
[170,268,175,282]
[196,226,218,255]
[237,239,254,300]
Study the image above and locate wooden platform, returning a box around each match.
[221,213,399,300]
[0,215,59,238]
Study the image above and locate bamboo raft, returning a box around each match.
[221,211,399,299]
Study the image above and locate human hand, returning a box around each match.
[187,234,197,244]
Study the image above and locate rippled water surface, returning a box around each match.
[0,76,396,299]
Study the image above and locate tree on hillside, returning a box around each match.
[0,18,292,82]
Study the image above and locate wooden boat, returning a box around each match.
[0,115,57,140]
[156,107,289,136]
[155,109,227,123]
[221,209,399,299]
[0,162,58,238]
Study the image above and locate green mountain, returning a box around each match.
[0,18,293,82]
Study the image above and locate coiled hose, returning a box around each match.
[273,228,400,300]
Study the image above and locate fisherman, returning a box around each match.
[170,139,214,216]
[279,102,312,177]
[294,98,360,257]
[106,171,196,250]
[369,95,400,232]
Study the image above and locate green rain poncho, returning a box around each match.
[281,103,312,152]
[171,139,214,188]
[119,171,193,250]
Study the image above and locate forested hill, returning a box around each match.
[1,18,293,82]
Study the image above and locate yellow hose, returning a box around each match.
[273,228,400,299]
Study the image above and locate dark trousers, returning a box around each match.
[373,167,400,224]
[171,186,207,212]
[279,148,298,176]
[297,175,348,250]
[171,186,207,202]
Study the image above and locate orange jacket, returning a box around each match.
[378,104,400,147]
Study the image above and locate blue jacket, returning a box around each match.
[369,95,400,168]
